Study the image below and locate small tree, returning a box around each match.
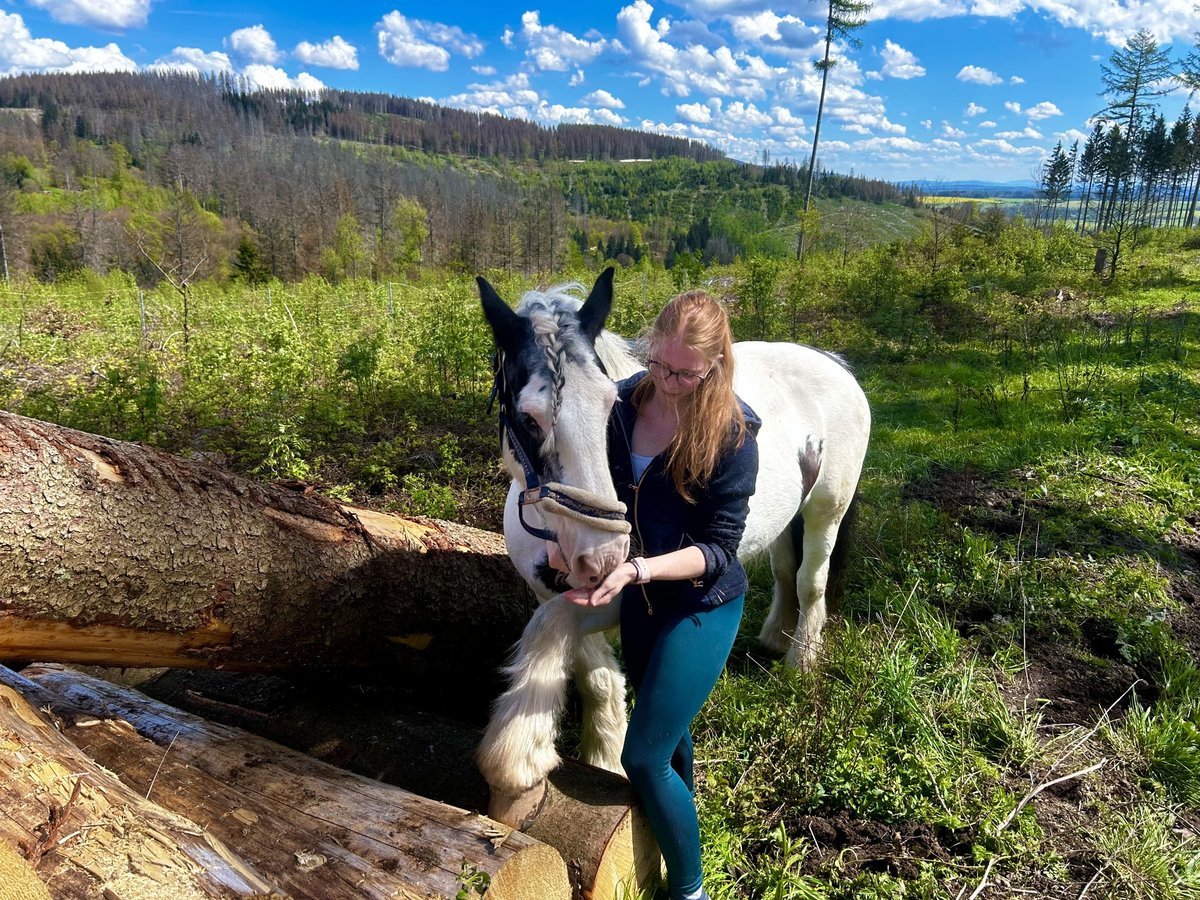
[322,213,368,282]
[797,0,871,261]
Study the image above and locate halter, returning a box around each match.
[491,349,631,544]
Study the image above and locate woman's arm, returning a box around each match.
[562,546,706,607]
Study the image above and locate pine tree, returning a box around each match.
[797,0,871,260]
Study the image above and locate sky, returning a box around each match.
[1,0,1198,184]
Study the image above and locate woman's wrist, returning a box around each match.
[629,556,651,584]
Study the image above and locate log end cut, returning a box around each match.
[488,840,570,900]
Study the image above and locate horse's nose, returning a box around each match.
[573,555,603,585]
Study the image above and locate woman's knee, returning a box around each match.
[621,740,661,786]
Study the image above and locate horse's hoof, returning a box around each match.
[488,780,548,830]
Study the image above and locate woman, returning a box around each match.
[563,289,760,900]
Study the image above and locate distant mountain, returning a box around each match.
[906,179,1040,198]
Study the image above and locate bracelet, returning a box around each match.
[630,556,651,584]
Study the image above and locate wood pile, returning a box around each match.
[0,413,661,899]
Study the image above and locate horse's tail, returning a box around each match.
[826,493,859,610]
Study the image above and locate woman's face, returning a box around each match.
[648,336,715,401]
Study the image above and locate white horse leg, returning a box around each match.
[573,630,627,775]
[476,596,578,826]
[785,513,842,670]
[758,522,800,654]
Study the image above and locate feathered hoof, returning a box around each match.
[757,627,793,656]
[488,779,548,830]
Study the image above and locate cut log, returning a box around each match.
[0,410,535,702]
[45,666,663,900]
[5,664,570,900]
[0,671,280,898]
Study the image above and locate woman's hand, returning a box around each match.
[564,561,639,607]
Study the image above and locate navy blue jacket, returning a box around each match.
[608,371,761,612]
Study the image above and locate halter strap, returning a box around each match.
[493,352,629,543]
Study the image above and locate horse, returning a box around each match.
[475,268,871,825]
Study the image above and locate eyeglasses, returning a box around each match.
[648,358,711,385]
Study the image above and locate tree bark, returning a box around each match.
[6,664,571,900]
[0,410,535,692]
[55,666,663,900]
[0,670,279,899]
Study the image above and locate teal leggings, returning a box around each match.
[620,593,744,900]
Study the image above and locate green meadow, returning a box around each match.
[1,217,1197,899]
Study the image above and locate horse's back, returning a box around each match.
[731,342,870,554]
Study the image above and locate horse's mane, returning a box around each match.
[517,282,642,382]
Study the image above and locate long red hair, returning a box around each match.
[632,290,746,503]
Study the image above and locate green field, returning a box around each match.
[1,218,1197,899]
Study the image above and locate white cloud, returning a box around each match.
[294,35,358,70]
[724,100,772,128]
[880,40,925,79]
[473,65,496,76]
[979,119,997,127]
[616,0,784,100]
[376,11,482,71]
[965,102,987,116]
[582,89,625,109]
[238,64,325,96]
[227,25,281,65]
[920,118,932,129]
[957,65,1002,85]
[996,126,1042,138]
[441,72,541,114]
[519,10,607,72]
[840,111,907,135]
[1004,100,1022,114]
[150,46,233,76]
[0,11,136,74]
[1010,75,1024,84]
[676,101,712,123]
[942,121,967,138]
[27,0,150,29]
[501,27,515,48]
[1025,101,1062,121]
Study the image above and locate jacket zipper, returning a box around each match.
[631,463,652,615]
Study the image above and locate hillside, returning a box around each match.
[0,71,916,282]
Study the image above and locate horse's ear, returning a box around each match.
[577,266,614,343]
[478,276,521,350]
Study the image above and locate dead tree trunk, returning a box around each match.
[0,671,279,898]
[0,411,534,689]
[5,664,570,900]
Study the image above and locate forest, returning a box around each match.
[0,70,909,287]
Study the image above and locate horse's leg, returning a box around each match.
[786,509,844,670]
[573,627,627,775]
[758,519,801,655]
[476,596,578,827]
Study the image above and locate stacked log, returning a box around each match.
[0,413,662,899]
[1,664,569,899]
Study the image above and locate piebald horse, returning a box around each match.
[475,268,870,825]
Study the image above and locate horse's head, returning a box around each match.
[478,268,630,586]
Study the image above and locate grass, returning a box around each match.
[2,220,1198,899]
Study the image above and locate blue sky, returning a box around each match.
[2,0,1197,183]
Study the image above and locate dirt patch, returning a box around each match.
[903,463,1035,538]
[1002,644,1141,729]
[780,808,962,881]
